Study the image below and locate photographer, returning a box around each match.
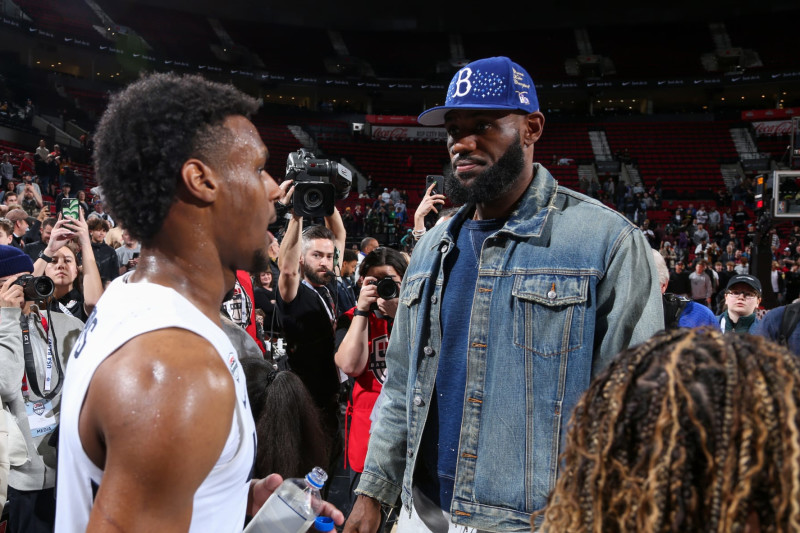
[334,247,407,517]
[276,179,347,467]
[0,245,85,532]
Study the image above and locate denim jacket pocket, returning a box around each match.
[512,273,589,357]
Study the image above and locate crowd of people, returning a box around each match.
[0,57,799,533]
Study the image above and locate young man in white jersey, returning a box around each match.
[54,73,343,532]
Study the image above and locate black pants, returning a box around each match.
[6,487,56,533]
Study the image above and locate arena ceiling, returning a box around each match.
[121,0,799,32]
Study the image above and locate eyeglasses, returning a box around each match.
[726,290,758,300]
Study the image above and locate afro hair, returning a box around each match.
[92,72,260,242]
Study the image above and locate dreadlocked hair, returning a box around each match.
[534,328,800,533]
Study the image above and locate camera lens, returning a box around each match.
[375,278,399,300]
[304,188,323,209]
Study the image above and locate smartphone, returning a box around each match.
[132,252,140,260]
[426,175,444,196]
[61,197,80,219]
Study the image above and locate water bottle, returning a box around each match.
[244,467,328,533]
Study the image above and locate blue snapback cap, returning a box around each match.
[418,56,539,126]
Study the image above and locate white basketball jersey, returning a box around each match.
[55,276,256,532]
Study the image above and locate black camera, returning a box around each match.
[14,274,55,301]
[286,149,352,218]
[369,278,399,300]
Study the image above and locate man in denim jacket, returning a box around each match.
[344,57,663,533]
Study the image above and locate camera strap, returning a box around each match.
[20,310,62,401]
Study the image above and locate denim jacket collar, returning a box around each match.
[436,164,557,251]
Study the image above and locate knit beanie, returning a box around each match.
[0,245,34,277]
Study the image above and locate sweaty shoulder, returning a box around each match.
[81,328,236,468]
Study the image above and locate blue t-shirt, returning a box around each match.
[418,217,505,509]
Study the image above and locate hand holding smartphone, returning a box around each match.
[425,175,444,196]
[61,198,80,219]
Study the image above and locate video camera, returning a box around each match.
[285,149,352,218]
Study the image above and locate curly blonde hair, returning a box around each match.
[535,329,800,533]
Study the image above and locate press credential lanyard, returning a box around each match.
[20,312,62,400]
[301,279,335,326]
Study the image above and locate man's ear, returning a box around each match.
[180,158,218,203]
[523,112,545,147]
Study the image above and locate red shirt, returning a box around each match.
[342,307,390,472]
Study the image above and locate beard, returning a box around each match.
[302,261,333,286]
[250,248,270,274]
[444,133,526,205]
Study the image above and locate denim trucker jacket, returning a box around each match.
[355,164,664,531]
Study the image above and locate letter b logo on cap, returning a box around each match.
[453,68,472,98]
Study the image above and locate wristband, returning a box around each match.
[412,228,427,239]
[353,309,370,318]
[38,251,54,263]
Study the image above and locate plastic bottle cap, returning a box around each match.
[314,516,335,532]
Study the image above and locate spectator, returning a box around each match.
[15,173,40,198]
[689,260,712,306]
[380,187,390,203]
[770,260,786,305]
[251,267,280,340]
[412,181,446,242]
[0,181,15,204]
[335,247,407,517]
[115,228,140,275]
[666,261,691,297]
[652,250,718,329]
[86,199,115,227]
[0,245,86,532]
[86,217,119,287]
[535,329,800,532]
[0,155,13,183]
[34,140,49,162]
[5,209,28,249]
[356,236,379,273]
[54,183,74,212]
[335,248,358,318]
[23,217,55,263]
[18,154,34,177]
[75,190,89,218]
[691,222,709,246]
[240,358,328,481]
[33,214,103,322]
[345,56,662,533]
[19,184,42,217]
[717,274,761,333]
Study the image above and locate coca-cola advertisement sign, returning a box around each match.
[753,120,796,136]
[366,114,418,125]
[372,126,446,141]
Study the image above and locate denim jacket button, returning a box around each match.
[430,295,438,304]
[413,396,424,406]
[407,449,414,458]
[423,346,434,356]
[547,290,557,299]
[440,243,449,253]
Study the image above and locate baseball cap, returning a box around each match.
[726,274,762,294]
[418,56,539,126]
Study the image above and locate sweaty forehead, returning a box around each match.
[223,115,267,159]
